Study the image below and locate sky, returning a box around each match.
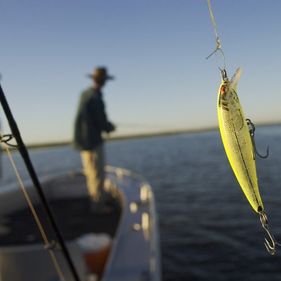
[1,0,281,144]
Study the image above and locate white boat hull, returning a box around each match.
[0,166,161,281]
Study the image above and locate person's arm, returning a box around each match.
[94,99,115,133]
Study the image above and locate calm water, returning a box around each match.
[1,126,281,281]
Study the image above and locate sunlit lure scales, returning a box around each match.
[217,68,279,254]
[217,68,263,213]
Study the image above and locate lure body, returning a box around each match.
[217,68,264,213]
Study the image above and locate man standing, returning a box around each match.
[73,67,115,204]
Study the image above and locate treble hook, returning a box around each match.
[246,119,269,159]
[259,211,280,255]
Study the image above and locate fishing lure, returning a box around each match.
[205,0,279,254]
[217,68,263,213]
[217,68,279,254]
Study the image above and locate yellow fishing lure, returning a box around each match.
[217,68,280,255]
[207,0,278,254]
[217,68,264,213]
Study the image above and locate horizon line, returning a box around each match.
[22,120,281,149]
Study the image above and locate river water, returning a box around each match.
[1,126,281,281]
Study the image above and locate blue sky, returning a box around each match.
[1,0,281,144]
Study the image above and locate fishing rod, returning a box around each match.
[0,83,81,281]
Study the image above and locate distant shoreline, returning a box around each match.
[26,127,217,149]
[24,121,281,149]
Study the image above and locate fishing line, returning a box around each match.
[2,143,66,281]
[206,0,226,70]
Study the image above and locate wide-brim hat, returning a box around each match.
[87,67,114,81]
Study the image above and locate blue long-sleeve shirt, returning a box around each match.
[73,87,114,150]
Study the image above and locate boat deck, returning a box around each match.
[0,196,121,246]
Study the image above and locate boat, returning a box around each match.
[0,165,161,281]
[0,83,161,280]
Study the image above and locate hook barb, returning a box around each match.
[264,237,276,255]
[256,145,269,159]
[259,211,279,255]
[246,119,269,159]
